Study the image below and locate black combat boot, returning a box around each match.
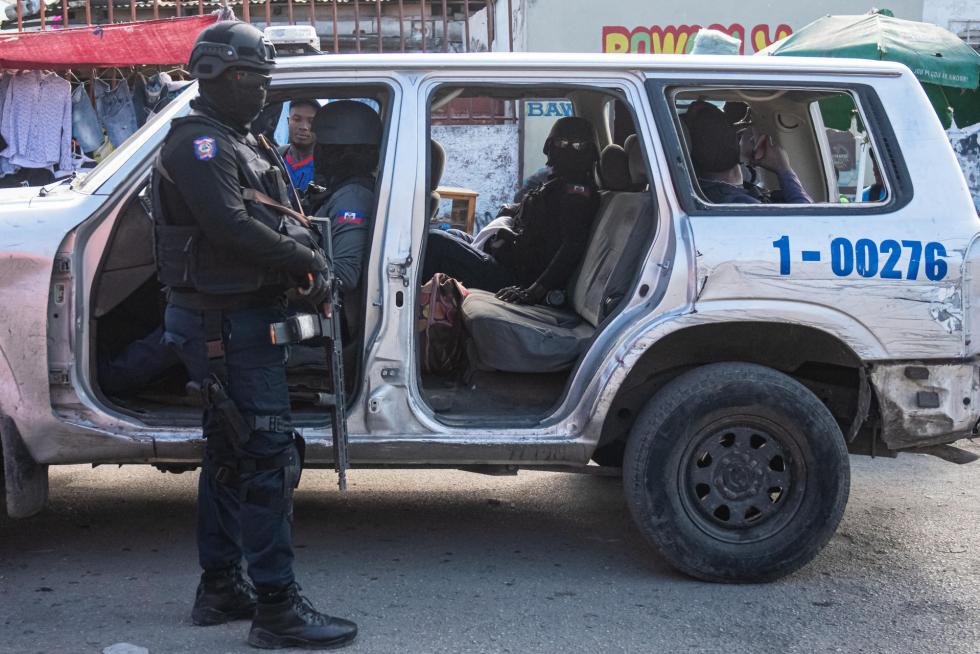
[191,565,258,626]
[247,584,357,650]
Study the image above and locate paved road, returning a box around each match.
[2,446,980,654]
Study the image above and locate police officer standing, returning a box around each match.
[152,20,357,650]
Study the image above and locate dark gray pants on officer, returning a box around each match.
[164,302,301,593]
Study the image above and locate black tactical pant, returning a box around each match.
[164,303,300,594]
[422,229,517,292]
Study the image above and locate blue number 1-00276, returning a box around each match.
[771,236,948,281]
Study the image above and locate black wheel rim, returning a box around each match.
[677,416,807,544]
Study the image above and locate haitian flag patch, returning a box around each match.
[335,210,364,225]
[193,137,217,161]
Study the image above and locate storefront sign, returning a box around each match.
[526,101,574,118]
[601,23,793,54]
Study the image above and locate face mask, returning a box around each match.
[548,141,595,178]
[200,69,270,127]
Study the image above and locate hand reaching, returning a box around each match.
[751,135,792,175]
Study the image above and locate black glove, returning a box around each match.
[298,271,331,308]
[302,182,331,215]
[495,283,545,305]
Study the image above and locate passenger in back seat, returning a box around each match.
[422,117,600,305]
[682,100,811,205]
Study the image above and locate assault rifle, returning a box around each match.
[259,134,350,492]
[269,226,350,492]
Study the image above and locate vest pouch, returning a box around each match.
[154,224,198,289]
[155,223,269,294]
[190,234,268,294]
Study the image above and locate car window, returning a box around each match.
[667,87,890,208]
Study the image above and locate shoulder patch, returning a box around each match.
[334,210,365,225]
[565,183,591,197]
[193,136,217,161]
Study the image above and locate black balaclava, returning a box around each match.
[314,143,379,184]
[544,116,598,182]
[198,68,268,130]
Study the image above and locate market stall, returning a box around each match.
[0,12,220,186]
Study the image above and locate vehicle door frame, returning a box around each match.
[63,73,405,447]
[362,67,680,451]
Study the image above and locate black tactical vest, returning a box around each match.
[151,113,317,296]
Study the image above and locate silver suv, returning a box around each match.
[2,53,977,583]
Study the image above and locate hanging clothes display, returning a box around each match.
[94,76,138,148]
[0,13,211,186]
[131,72,190,128]
[0,70,72,176]
[0,72,13,176]
[71,82,103,153]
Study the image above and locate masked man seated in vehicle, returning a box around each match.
[283,99,380,378]
[683,99,812,205]
[422,116,600,306]
[304,100,380,303]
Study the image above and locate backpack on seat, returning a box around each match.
[417,273,469,375]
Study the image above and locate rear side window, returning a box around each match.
[817,93,888,204]
[649,81,908,214]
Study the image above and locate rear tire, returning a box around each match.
[623,362,849,582]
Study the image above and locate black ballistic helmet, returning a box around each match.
[189,21,277,80]
[313,100,382,146]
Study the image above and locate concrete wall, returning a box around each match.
[949,124,980,211]
[522,0,926,53]
[923,0,980,30]
[431,123,520,232]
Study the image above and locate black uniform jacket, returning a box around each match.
[507,176,600,290]
[156,100,324,308]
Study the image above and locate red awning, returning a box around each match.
[0,14,218,69]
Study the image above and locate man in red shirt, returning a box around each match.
[280,98,318,191]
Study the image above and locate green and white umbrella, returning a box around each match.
[759,9,980,128]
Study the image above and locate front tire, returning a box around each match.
[623,362,850,582]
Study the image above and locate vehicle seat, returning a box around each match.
[461,142,653,373]
[597,143,629,191]
[623,134,648,191]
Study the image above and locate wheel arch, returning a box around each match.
[591,319,880,462]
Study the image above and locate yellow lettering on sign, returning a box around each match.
[602,22,791,54]
[602,26,630,53]
[751,23,793,52]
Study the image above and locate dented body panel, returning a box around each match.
[870,362,979,449]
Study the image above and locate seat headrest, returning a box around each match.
[430,139,446,191]
[624,134,647,188]
[598,144,630,192]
